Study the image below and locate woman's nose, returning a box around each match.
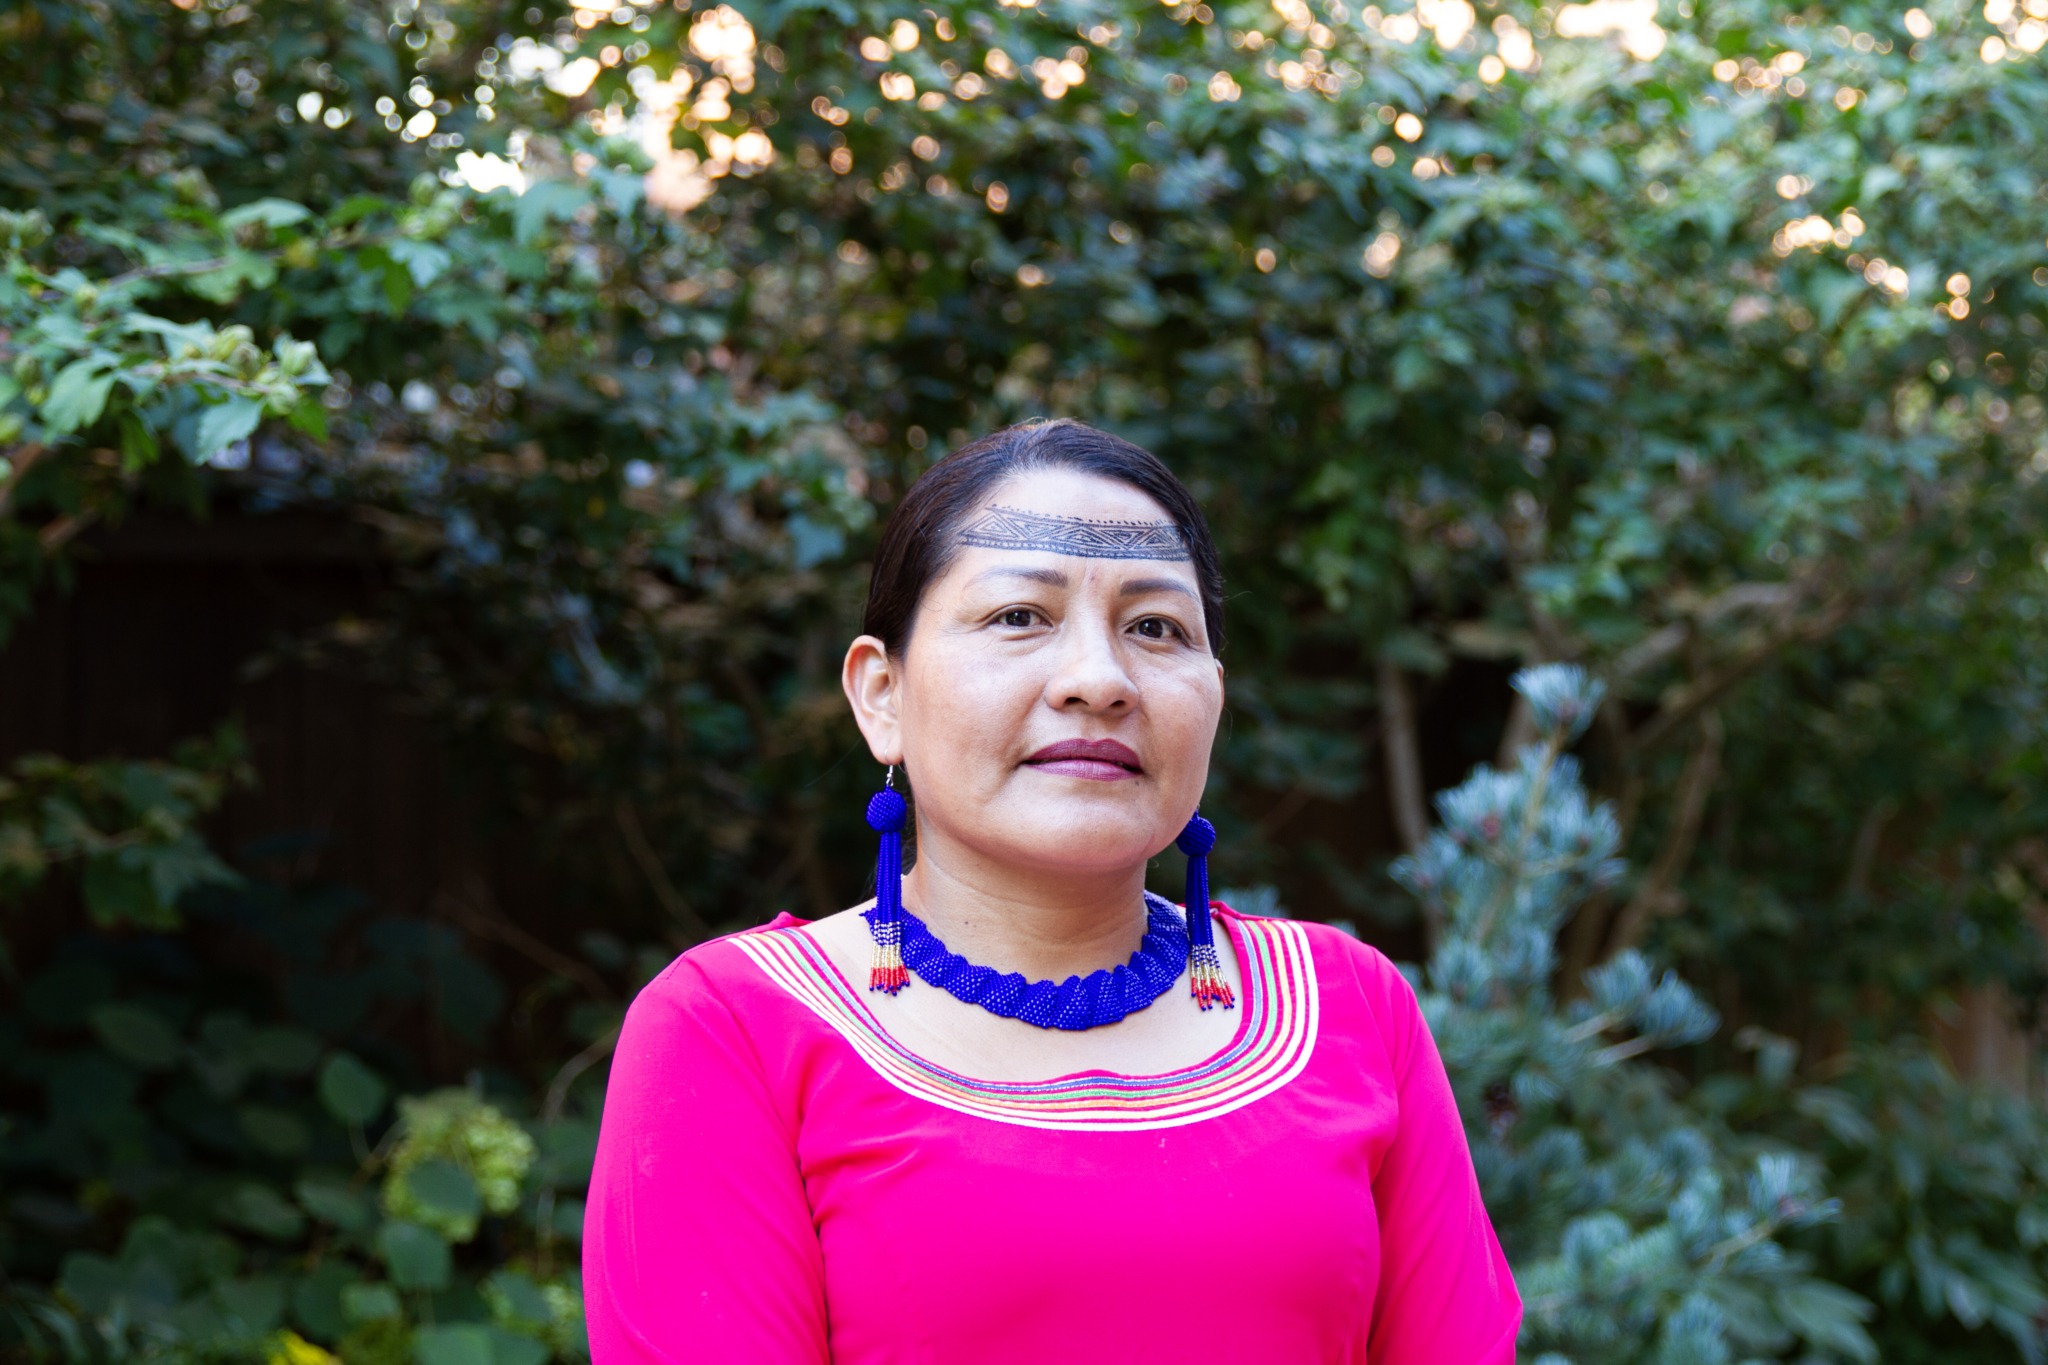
[1044,613,1138,712]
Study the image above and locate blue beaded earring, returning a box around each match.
[865,767,910,995]
[1178,812,1234,1010]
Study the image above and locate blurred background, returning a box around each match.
[3,0,2047,1356]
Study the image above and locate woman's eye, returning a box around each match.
[1134,617,1173,640]
[998,608,1037,628]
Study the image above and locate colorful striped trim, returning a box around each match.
[729,911,1320,1132]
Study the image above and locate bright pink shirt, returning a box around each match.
[585,906,1520,1364]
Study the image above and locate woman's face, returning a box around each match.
[843,468,1225,879]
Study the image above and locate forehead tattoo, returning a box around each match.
[953,505,1191,561]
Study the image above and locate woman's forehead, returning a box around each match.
[959,469,1186,559]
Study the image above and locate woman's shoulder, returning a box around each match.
[627,913,828,1033]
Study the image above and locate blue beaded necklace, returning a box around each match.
[861,772,1234,1031]
[862,893,1189,1030]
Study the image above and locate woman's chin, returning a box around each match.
[971,807,1172,876]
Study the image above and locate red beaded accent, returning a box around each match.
[1190,971,1235,1011]
[1189,941,1235,1011]
[870,944,909,995]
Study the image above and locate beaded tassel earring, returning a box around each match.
[1177,812,1234,1010]
[866,767,911,995]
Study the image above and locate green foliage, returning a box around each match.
[0,867,597,1365]
[381,1093,537,1243]
[1405,668,1869,1362]
[1411,666,2048,1361]
[4,0,2048,1358]
[1705,1042,2048,1361]
[0,730,249,941]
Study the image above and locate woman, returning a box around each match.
[584,420,1520,1363]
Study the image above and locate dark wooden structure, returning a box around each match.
[0,510,473,917]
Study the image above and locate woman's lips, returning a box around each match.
[1023,738,1143,782]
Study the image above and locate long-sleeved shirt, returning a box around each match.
[585,904,1520,1364]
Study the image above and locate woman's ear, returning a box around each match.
[841,634,904,765]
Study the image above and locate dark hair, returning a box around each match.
[862,419,1225,657]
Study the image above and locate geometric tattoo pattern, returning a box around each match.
[954,505,1191,561]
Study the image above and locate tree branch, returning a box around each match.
[1377,655,1441,946]
[1606,581,1800,685]
[1624,594,1853,755]
[542,1023,619,1124]
[1378,655,1429,853]
[439,874,612,1002]
[1840,799,1896,898]
[717,656,836,916]
[1607,709,1723,956]
[615,796,710,940]
[37,511,95,552]
[1255,785,1316,839]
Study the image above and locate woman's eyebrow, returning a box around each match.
[969,565,1070,589]
[1119,577,1196,599]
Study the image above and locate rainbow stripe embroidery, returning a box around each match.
[729,913,1320,1132]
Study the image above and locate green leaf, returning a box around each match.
[288,395,329,440]
[1810,269,1865,331]
[215,1276,287,1334]
[318,1052,389,1126]
[487,1328,550,1365]
[411,1325,549,1365]
[1773,1280,1878,1363]
[377,1220,452,1291]
[511,180,591,246]
[594,165,644,219]
[41,356,118,434]
[1689,103,1735,157]
[137,832,237,909]
[483,1270,552,1325]
[341,1282,403,1324]
[381,255,414,315]
[221,198,313,230]
[291,1261,358,1340]
[1574,147,1623,191]
[82,856,174,927]
[1860,164,1905,201]
[390,238,453,288]
[117,409,160,470]
[404,1158,482,1223]
[218,1183,307,1240]
[249,1025,321,1074]
[87,1002,182,1069]
[414,1324,492,1365]
[296,1174,375,1231]
[327,194,389,227]
[191,395,263,461]
[187,248,278,302]
[1390,343,1435,393]
[239,1103,312,1156]
[57,1253,131,1315]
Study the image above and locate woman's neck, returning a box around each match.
[901,834,1152,982]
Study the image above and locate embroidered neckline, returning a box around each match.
[728,908,1320,1132]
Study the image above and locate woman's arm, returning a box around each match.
[584,954,829,1365]
[1362,953,1522,1364]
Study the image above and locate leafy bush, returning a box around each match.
[0,781,604,1365]
[1403,667,1868,1362]
[6,0,2048,1358]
